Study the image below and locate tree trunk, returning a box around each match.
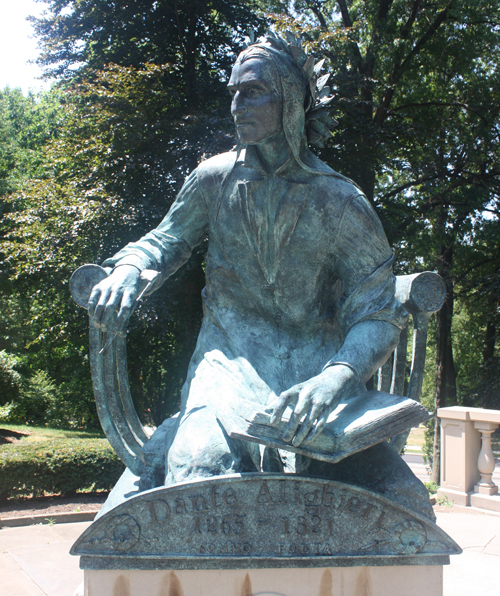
[431,241,457,484]
[482,319,496,363]
[481,312,496,408]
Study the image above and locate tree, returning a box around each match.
[30,0,263,106]
[266,0,500,479]
[2,2,265,427]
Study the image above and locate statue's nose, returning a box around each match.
[231,92,247,116]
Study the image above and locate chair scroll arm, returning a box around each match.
[70,264,154,475]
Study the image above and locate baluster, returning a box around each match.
[473,421,499,496]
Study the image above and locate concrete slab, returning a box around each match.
[483,533,500,557]
[9,540,83,596]
[0,522,90,596]
[435,509,500,550]
[436,508,499,596]
[0,524,61,550]
[0,552,45,596]
[443,550,499,596]
[51,522,92,542]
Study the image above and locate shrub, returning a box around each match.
[0,438,124,500]
[0,351,23,406]
[16,370,58,425]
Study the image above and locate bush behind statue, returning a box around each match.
[0,438,124,500]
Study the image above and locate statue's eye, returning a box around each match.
[246,87,262,98]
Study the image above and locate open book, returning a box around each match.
[217,390,430,464]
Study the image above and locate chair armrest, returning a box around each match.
[395,272,446,317]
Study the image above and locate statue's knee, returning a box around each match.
[166,429,235,484]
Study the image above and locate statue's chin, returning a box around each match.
[236,127,284,147]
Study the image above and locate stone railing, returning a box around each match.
[437,406,500,512]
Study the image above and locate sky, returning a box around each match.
[0,0,51,94]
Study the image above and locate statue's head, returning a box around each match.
[228,32,336,167]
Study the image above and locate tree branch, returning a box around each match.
[393,171,500,235]
[336,0,353,27]
[395,3,452,84]
[336,0,364,72]
[400,0,422,39]
[455,256,500,285]
[306,1,328,31]
[379,174,439,201]
[374,3,452,124]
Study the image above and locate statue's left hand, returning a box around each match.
[268,365,358,447]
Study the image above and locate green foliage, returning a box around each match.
[0,423,104,440]
[0,86,63,198]
[0,438,124,500]
[0,351,23,406]
[435,493,454,507]
[1,65,218,426]
[6,370,58,425]
[424,481,439,495]
[31,0,264,95]
[1,2,264,428]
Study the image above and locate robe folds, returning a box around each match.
[104,147,407,416]
[102,146,439,520]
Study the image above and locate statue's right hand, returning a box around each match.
[88,265,142,336]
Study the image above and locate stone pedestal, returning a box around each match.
[73,473,459,596]
[83,565,444,596]
[437,407,481,506]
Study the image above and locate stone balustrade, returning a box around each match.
[437,406,500,512]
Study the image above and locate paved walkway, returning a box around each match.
[1,507,499,596]
[0,521,90,596]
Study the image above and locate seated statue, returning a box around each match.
[88,33,434,521]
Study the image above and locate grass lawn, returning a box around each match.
[406,425,426,452]
[0,423,104,446]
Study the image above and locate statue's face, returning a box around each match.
[228,57,282,144]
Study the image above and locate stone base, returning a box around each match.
[436,487,470,506]
[83,565,444,596]
[474,483,498,496]
[470,492,500,512]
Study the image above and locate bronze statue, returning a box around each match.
[84,33,435,520]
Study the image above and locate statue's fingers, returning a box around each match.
[92,287,112,328]
[101,291,122,330]
[292,401,324,446]
[115,292,137,335]
[291,412,314,447]
[269,388,297,425]
[282,391,310,442]
[302,411,329,444]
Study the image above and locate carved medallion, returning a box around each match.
[105,514,141,551]
[391,520,427,555]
